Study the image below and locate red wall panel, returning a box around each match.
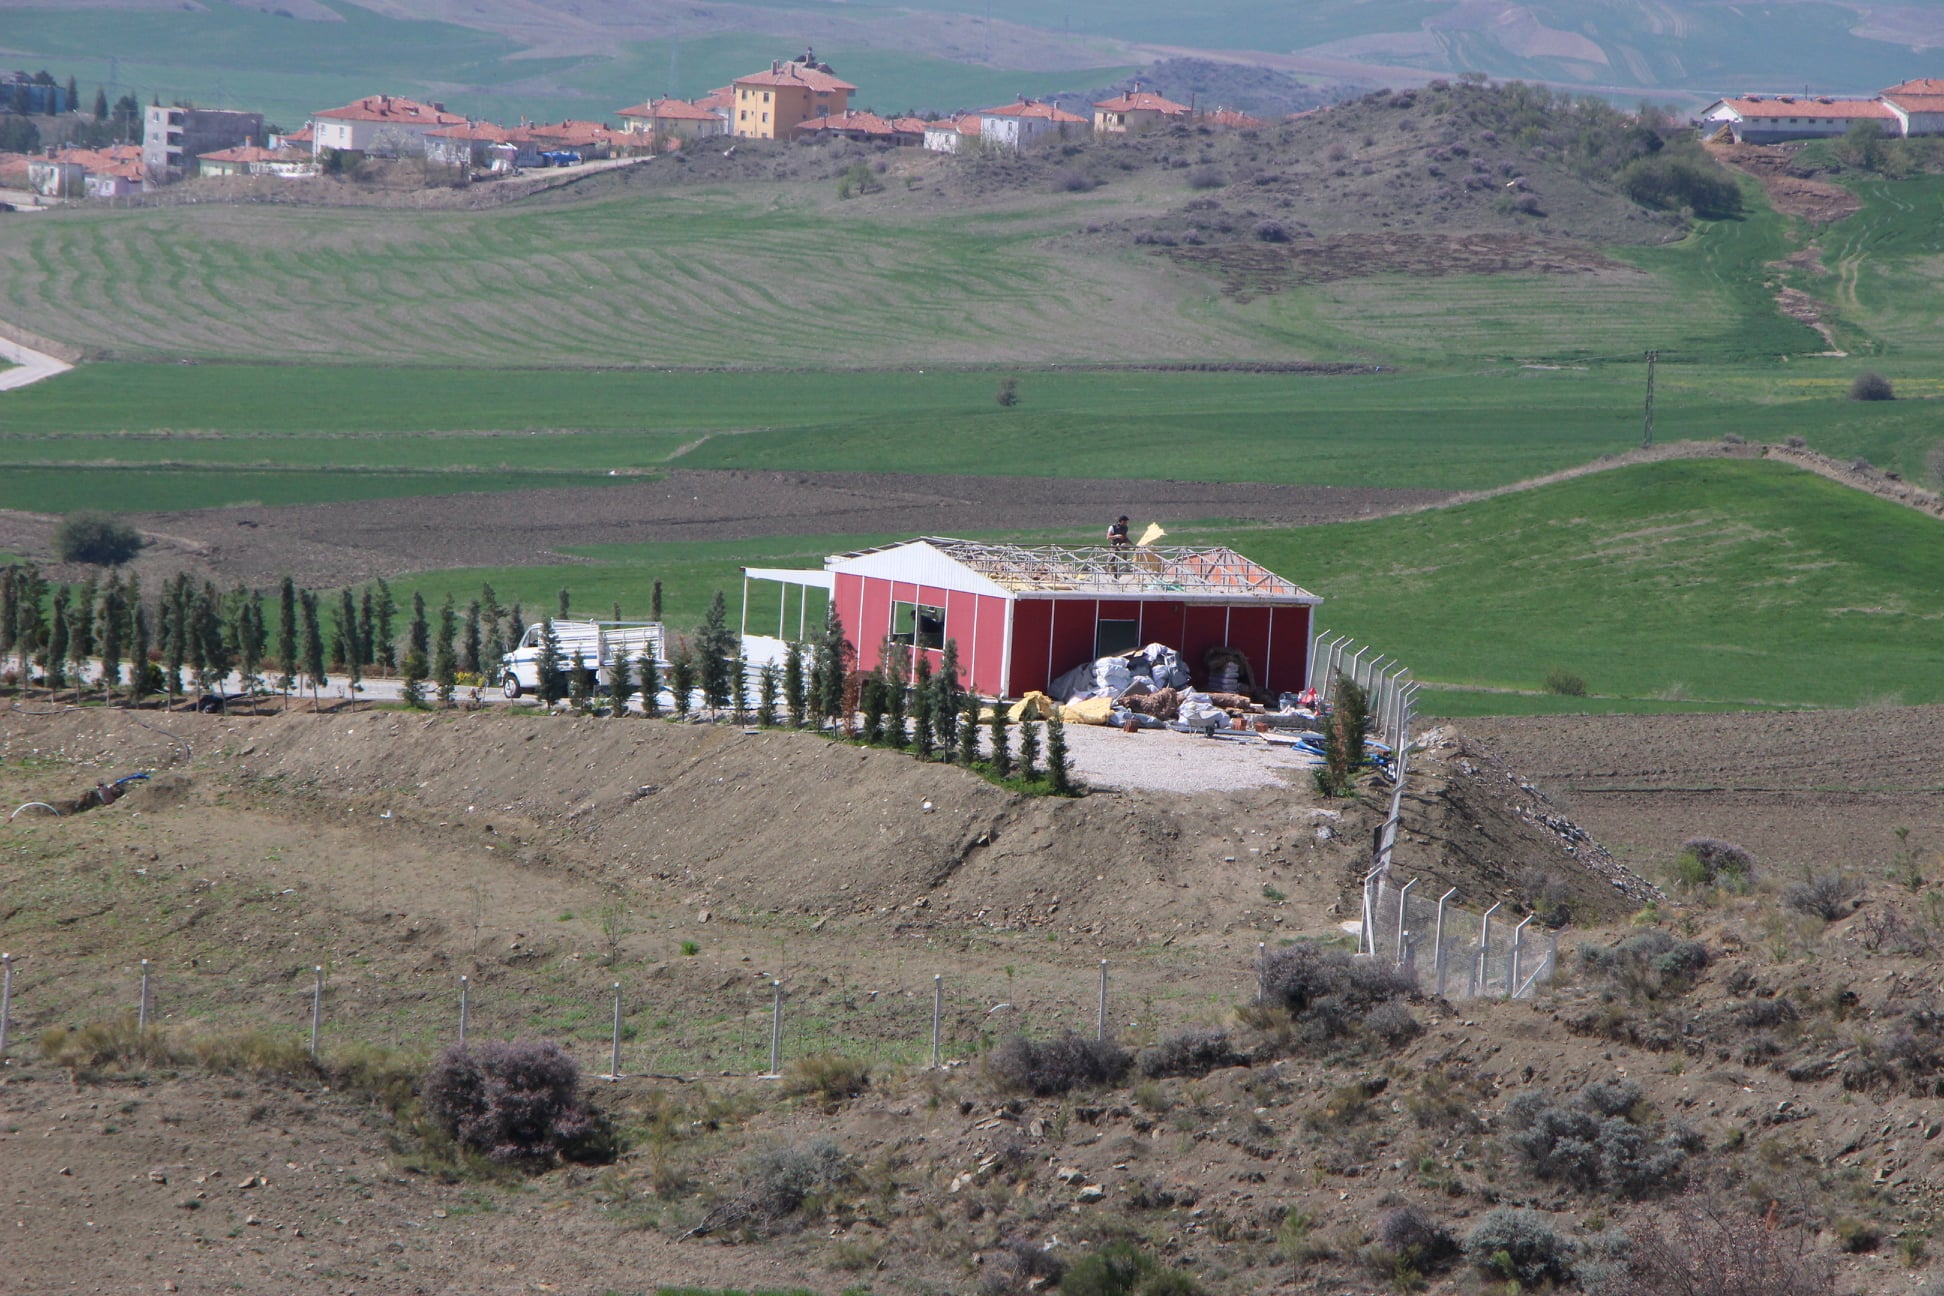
[974,594,1009,697]
[1226,606,1271,689]
[1008,599,1053,696]
[1048,599,1097,689]
[1180,605,1230,686]
[858,576,892,670]
[1263,606,1312,695]
[1138,601,1185,650]
[833,573,867,670]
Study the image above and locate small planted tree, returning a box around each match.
[1046,712,1074,794]
[402,594,430,708]
[813,607,853,731]
[987,703,1012,776]
[933,639,961,756]
[435,595,458,707]
[1316,673,1369,798]
[860,677,885,744]
[784,640,807,728]
[609,652,634,717]
[567,649,591,712]
[882,646,908,749]
[911,652,934,758]
[669,643,695,718]
[1019,718,1041,782]
[694,591,736,711]
[374,578,398,674]
[300,589,328,708]
[757,662,779,727]
[958,694,981,766]
[637,645,661,717]
[535,619,565,704]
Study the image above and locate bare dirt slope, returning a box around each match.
[1,470,1446,590]
[11,705,1944,1296]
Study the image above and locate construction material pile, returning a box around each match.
[1047,642,1322,736]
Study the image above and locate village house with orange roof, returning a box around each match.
[1700,78,1944,142]
[311,95,467,158]
[922,113,983,154]
[28,144,146,199]
[795,109,926,145]
[196,142,317,179]
[616,97,727,143]
[1092,86,1192,135]
[1881,78,1944,134]
[977,98,1088,150]
[732,52,856,140]
[423,121,516,170]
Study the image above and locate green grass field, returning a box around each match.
[377,458,1944,715]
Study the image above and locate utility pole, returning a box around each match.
[1642,348,1659,447]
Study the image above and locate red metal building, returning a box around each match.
[743,537,1321,699]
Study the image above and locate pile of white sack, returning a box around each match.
[1050,643,1192,703]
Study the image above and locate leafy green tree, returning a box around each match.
[911,652,934,758]
[435,595,458,706]
[535,618,565,704]
[557,586,570,618]
[1019,719,1042,782]
[374,578,398,672]
[238,589,268,696]
[860,677,885,744]
[0,566,19,676]
[97,576,124,697]
[637,645,661,717]
[694,591,736,710]
[813,607,852,729]
[45,587,69,691]
[882,645,908,750]
[191,582,231,699]
[277,577,298,707]
[1045,713,1074,794]
[957,694,980,767]
[127,576,150,702]
[70,574,97,684]
[651,579,663,622]
[162,575,192,703]
[757,662,779,727]
[1316,673,1370,798]
[333,589,360,704]
[300,589,328,706]
[669,642,695,717]
[609,652,634,717]
[933,638,961,756]
[92,86,107,121]
[783,640,808,728]
[987,703,1012,776]
[402,593,430,707]
[462,599,482,675]
[358,588,377,667]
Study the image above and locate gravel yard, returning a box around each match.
[1060,719,1323,794]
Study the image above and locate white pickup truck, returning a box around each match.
[500,619,665,699]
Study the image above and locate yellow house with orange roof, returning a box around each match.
[732,52,856,140]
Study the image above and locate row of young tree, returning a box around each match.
[0,563,536,709]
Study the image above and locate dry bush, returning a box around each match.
[981,1232,1066,1295]
[1258,941,1417,1047]
[1672,837,1755,891]
[1186,165,1224,189]
[1581,1198,1835,1296]
[1464,1207,1575,1286]
[1579,929,1712,1000]
[744,1138,853,1221]
[988,1031,1130,1095]
[1366,1204,1459,1275]
[783,1052,870,1105]
[421,1040,604,1165]
[1136,1026,1240,1079]
[1785,871,1860,921]
[1502,1078,1695,1198]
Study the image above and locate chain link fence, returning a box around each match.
[1360,868,1559,1000]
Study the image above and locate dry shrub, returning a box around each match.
[1673,837,1755,890]
[1367,1204,1459,1275]
[1579,929,1711,1000]
[1464,1207,1575,1286]
[783,1052,870,1105]
[988,1032,1129,1095]
[981,1232,1066,1295]
[1502,1078,1695,1199]
[421,1040,604,1165]
[1136,1026,1240,1079]
[1186,165,1224,189]
[1259,940,1417,1046]
[744,1138,853,1221]
[1581,1198,1835,1296]
[1786,871,1860,921]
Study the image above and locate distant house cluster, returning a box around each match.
[3,51,1279,202]
[1701,79,1944,143]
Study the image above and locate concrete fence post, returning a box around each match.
[930,975,942,1069]
[1394,877,1417,965]
[0,953,13,1057]
[138,959,151,1030]
[767,980,783,1077]
[309,966,323,1057]
[1508,916,1533,998]
[1433,889,1456,998]
[609,982,623,1079]
[458,975,470,1048]
[1096,960,1109,1041]
[1476,903,1500,998]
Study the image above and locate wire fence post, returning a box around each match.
[1476,903,1499,998]
[767,981,783,1077]
[1394,877,1417,965]
[1256,942,1266,1003]
[458,975,470,1047]
[138,959,151,1030]
[609,982,623,1079]
[1508,916,1533,999]
[309,966,323,1057]
[1096,960,1108,1041]
[0,953,13,1058]
[930,975,942,1069]
[1433,889,1456,998]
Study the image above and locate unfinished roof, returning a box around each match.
[833,537,1318,601]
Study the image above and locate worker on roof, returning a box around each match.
[1107,515,1131,548]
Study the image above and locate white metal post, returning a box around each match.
[0,953,13,1057]
[610,982,623,1079]
[1509,916,1533,998]
[931,975,942,1069]
[458,975,470,1047]
[1433,889,1456,997]
[767,981,783,1076]
[138,959,151,1030]
[1395,877,1417,966]
[1477,903,1499,998]
[309,966,323,1057]
[1256,942,1267,1003]
[1096,960,1109,1040]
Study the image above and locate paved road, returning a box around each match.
[0,333,73,392]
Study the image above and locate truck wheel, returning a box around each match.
[503,676,522,699]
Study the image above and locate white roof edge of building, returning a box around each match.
[743,567,835,590]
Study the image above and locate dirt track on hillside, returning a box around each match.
[1,470,1449,588]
